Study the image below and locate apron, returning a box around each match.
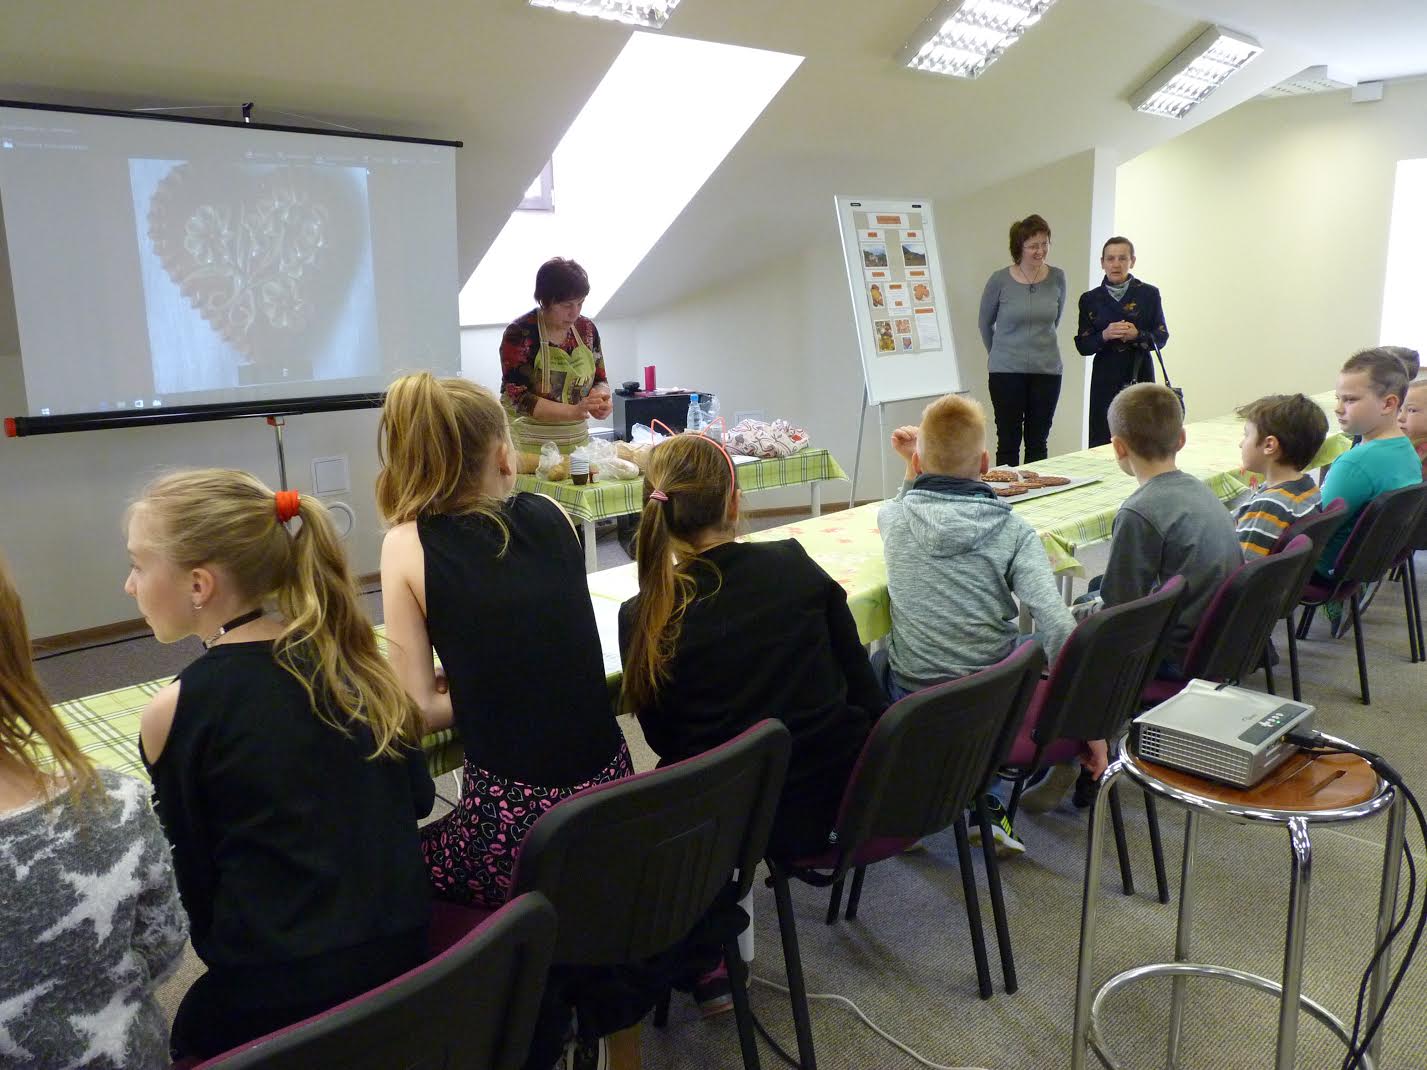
[510,314,597,456]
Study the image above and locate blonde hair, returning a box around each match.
[1109,383,1184,461]
[377,373,513,550]
[623,435,732,712]
[130,469,422,759]
[0,555,96,796]
[918,394,986,475]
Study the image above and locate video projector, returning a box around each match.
[1131,679,1316,789]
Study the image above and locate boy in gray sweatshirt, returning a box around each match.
[878,393,1074,699]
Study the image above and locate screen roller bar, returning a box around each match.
[5,392,386,437]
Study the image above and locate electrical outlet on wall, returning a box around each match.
[312,455,350,496]
[734,409,765,425]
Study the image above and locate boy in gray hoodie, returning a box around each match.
[878,394,1074,700]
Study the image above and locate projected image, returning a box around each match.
[131,160,379,394]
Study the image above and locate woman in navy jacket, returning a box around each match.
[1076,237,1169,447]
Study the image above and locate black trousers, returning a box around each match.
[1087,350,1154,447]
[988,372,1062,467]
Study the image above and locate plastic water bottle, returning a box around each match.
[686,393,705,435]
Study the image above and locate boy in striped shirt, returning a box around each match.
[1235,393,1330,557]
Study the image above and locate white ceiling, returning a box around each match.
[0,0,1420,319]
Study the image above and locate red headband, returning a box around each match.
[275,490,301,523]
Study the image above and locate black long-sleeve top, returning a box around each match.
[1074,276,1169,366]
[619,539,888,858]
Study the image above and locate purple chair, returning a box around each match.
[1000,577,1186,905]
[1139,535,1316,706]
[511,719,791,1070]
[1263,500,1348,700]
[1387,498,1427,663]
[1294,481,1427,703]
[183,892,557,1070]
[764,641,1045,1070]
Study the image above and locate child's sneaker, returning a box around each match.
[1325,598,1349,638]
[693,962,733,1018]
[967,795,1025,856]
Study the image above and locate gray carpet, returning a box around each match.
[40,535,1427,1069]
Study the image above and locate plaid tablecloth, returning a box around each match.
[515,447,848,523]
[50,397,1347,779]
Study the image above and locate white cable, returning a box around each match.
[750,975,996,1070]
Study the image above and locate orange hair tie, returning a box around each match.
[275,490,301,523]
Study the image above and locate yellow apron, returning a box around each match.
[510,314,597,456]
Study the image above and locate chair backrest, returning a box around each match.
[194,892,557,1070]
[1332,481,1427,585]
[1181,535,1314,682]
[1031,576,1186,746]
[1269,497,1348,560]
[510,719,790,966]
[827,640,1044,860]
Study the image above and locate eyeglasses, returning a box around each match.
[1024,240,1051,252]
[649,417,737,488]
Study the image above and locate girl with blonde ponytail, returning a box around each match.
[619,434,888,859]
[125,468,435,1061]
[1,557,186,1070]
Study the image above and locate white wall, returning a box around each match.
[1116,77,1427,420]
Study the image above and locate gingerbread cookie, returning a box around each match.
[992,484,1028,497]
[984,469,1018,483]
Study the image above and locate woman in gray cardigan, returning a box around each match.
[978,214,1066,467]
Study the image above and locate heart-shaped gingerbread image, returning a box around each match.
[146,162,366,380]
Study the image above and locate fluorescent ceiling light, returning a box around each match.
[900,0,1061,80]
[1131,26,1263,119]
[528,0,681,30]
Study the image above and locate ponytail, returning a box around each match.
[131,469,424,759]
[621,436,733,712]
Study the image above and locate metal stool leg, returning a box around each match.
[1072,763,1123,1070]
[1366,794,1407,1066]
[1166,811,1201,1068]
[1275,818,1313,1070]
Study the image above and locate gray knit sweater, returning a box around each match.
[978,265,1067,375]
[0,769,188,1069]
[879,476,1075,689]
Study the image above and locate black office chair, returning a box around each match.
[188,892,557,1070]
[764,641,1045,1070]
[1141,536,1316,704]
[1264,500,1349,700]
[512,719,791,1070]
[1295,482,1427,703]
[1000,577,1186,905]
[1387,500,1427,663]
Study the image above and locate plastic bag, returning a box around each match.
[582,438,640,481]
[724,418,809,459]
[534,440,562,480]
[630,423,667,445]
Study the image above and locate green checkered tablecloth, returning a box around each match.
[515,447,848,523]
[49,396,1347,780]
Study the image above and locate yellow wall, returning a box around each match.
[1116,77,1427,421]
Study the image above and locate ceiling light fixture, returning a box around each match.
[900,0,1061,80]
[528,0,681,30]
[1131,26,1263,119]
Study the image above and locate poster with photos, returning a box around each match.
[835,195,961,405]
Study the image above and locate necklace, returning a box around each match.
[203,607,265,649]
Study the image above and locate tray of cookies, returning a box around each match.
[981,468,1099,502]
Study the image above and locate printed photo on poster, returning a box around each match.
[861,242,888,268]
[911,280,933,303]
[901,241,928,267]
[899,334,914,351]
[914,307,941,350]
[894,318,911,335]
[874,319,896,354]
[867,282,885,311]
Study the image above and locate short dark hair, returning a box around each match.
[1109,383,1183,461]
[1008,214,1051,262]
[1380,345,1421,381]
[1235,393,1329,471]
[1102,236,1135,258]
[1342,347,1410,407]
[533,258,590,307]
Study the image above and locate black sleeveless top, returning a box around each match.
[417,493,622,785]
[144,642,434,1007]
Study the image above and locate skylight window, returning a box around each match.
[460,33,802,325]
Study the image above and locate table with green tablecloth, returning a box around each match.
[48,394,1348,781]
[516,447,848,571]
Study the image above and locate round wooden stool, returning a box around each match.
[1071,736,1404,1070]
